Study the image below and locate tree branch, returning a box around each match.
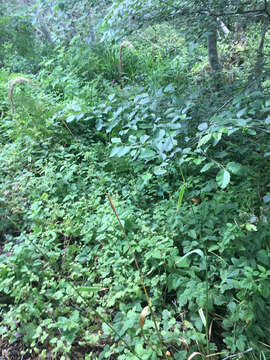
[222,348,253,360]
[265,0,270,18]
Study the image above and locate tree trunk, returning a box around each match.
[254,17,269,88]
[234,21,246,44]
[207,21,220,73]
[89,13,97,43]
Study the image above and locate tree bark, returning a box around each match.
[254,17,269,87]
[88,13,97,43]
[207,21,220,73]
[234,21,246,44]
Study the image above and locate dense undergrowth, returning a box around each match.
[0,12,270,360]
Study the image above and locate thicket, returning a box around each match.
[0,1,270,359]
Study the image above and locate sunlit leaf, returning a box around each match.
[226,162,243,175]
[216,169,230,189]
[200,162,215,173]
[198,308,206,327]
[198,134,211,147]
[198,122,208,131]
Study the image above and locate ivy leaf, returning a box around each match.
[216,169,230,189]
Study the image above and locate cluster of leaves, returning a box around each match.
[0,3,270,360]
[0,3,45,73]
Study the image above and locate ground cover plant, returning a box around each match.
[0,1,270,359]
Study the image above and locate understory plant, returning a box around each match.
[0,11,270,359]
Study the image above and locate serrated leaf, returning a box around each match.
[216,169,230,189]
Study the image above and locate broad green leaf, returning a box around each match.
[66,115,75,123]
[128,135,137,143]
[140,135,150,144]
[108,93,115,101]
[200,162,215,173]
[71,104,81,112]
[110,146,131,157]
[246,224,257,232]
[216,169,230,189]
[198,122,208,131]
[111,137,121,143]
[212,132,222,146]
[164,83,175,93]
[139,148,156,161]
[193,157,205,165]
[177,184,185,210]
[138,97,151,105]
[263,195,270,203]
[198,134,211,147]
[153,167,167,175]
[226,162,243,175]
[175,249,205,267]
[237,107,247,118]
[78,286,101,292]
[198,308,206,327]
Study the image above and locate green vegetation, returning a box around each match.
[0,1,270,359]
